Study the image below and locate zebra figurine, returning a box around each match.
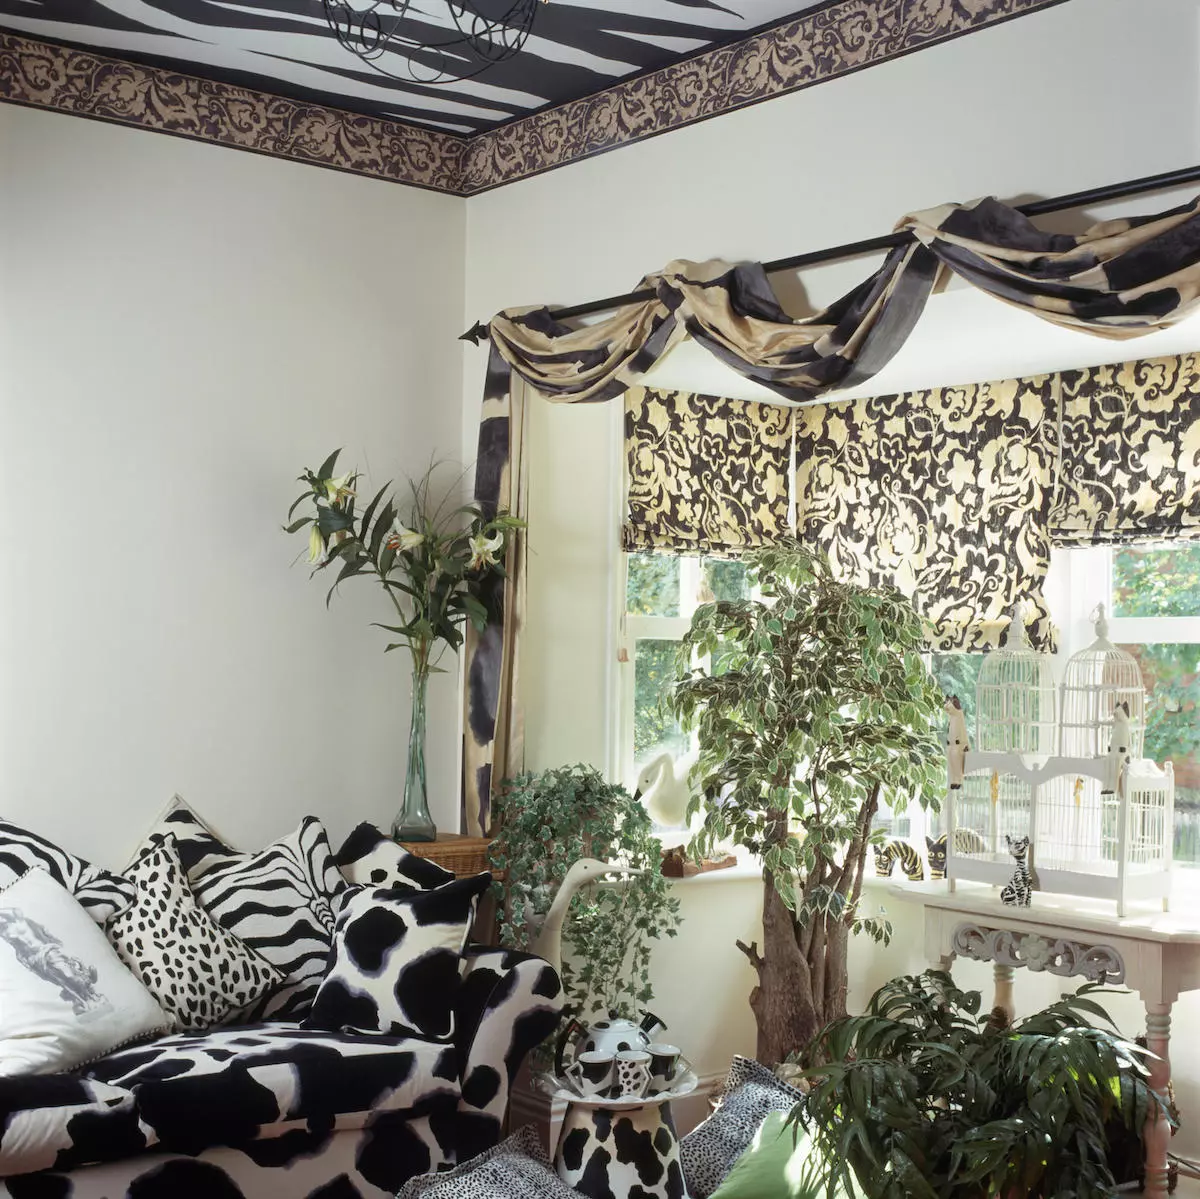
[945,696,970,792]
[874,840,924,881]
[1000,835,1034,907]
[926,828,988,880]
[1101,701,1134,799]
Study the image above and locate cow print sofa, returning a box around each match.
[0,813,564,1199]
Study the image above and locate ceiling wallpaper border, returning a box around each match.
[1,0,1064,194]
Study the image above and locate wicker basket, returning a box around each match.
[398,833,493,878]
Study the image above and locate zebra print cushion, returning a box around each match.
[335,823,455,890]
[0,819,136,925]
[136,800,347,1020]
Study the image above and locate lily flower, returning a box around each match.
[307,523,325,565]
[387,518,424,552]
[468,530,504,570]
[322,474,356,507]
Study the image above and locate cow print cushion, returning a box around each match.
[335,822,456,889]
[305,873,490,1042]
[0,818,136,925]
[106,837,282,1031]
[679,1057,806,1199]
[396,1124,577,1199]
[135,799,347,1020]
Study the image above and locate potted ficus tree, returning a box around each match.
[670,541,945,1065]
[796,971,1169,1198]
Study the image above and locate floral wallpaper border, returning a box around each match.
[1,0,1064,194]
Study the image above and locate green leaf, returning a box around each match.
[283,516,313,534]
[315,448,341,481]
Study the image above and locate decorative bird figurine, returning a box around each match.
[634,752,699,830]
[1102,701,1134,798]
[945,696,970,792]
[530,858,643,980]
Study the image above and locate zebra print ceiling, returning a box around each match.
[0,0,822,132]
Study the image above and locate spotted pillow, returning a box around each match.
[396,1125,577,1198]
[335,822,455,890]
[107,837,282,1031]
[304,873,490,1042]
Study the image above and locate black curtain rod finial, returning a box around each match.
[460,320,491,345]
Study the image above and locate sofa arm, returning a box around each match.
[454,947,563,1160]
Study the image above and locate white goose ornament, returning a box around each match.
[634,752,699,830]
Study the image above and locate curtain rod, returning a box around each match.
[459,164,1200,344]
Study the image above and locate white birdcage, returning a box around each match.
[975,607,1058,754]
[1060,603,1146,758]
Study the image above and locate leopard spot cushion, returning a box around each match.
[335,822,455,889]
[305,872,490,1042]
[106,837,282,1031]
[0,819,135,925]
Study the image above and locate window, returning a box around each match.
[619,542,1200,871]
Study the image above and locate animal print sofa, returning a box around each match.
[0,946,563,1199]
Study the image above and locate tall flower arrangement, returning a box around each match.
[285,450,520,839]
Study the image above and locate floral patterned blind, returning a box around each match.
[623,387,792,555]
[1049,353,1200,546]
[623,351,1200,651]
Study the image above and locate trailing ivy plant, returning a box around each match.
[488,764,681,1020]
[670,541,945,1064]
[796,971,1168,1199]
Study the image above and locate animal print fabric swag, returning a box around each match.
[464,193,1200,834]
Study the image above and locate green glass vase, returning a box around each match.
[392,665,436,842]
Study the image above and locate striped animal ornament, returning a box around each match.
[1000,835,1034,907]
[926,829,988,881]
[873,840,924,881]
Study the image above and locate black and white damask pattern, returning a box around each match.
[0,819,135,925]
[307,874,490,1042]
[678,1057,804,1199]
[107,838,281,1031]
[138,800,347,1020]
[336,823,455,890]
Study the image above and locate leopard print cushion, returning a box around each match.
[106,836,282,1031]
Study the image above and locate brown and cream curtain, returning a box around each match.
[1050,352,1200,545]
[624,387,793,556]
[464,190,1200,834]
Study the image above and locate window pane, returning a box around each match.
[1118,642,1200,868]
[702,559,750,603]
[634,639,689,762]
[929,653,985,737]
[626,554,680,617]
[1112,545,1200,618]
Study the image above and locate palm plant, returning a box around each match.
[797,971,1169,1199]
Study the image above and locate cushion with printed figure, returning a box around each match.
[0,869,170,1077]
[395,1124,578,1198]
[680,1057,807,1199]
[335,822,456,889]
[304,872,490,1042]
[133,797,348,1020]
[0,819,136,925]
[106,836,282,1031]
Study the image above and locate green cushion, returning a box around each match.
[709,1110,827,1199]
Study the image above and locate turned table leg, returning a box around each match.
[992,964,1016,1024]
[1143,1004,1173,1197]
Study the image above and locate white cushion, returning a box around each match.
[0,869,169,1076]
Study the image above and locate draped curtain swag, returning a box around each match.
[463,191,1200,835]
[624,387,793,556]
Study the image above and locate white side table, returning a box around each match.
[894,883,1200,1197]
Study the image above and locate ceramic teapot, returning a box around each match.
[554,1010,667,1076]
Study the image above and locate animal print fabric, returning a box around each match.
[0,819,135,925]
[679,1057,805,1199]
[106,838,281,1031]
[306,875,491,1042]
[395,1124,576,1198]
[136,799,347,1020]
[335,823,456,889]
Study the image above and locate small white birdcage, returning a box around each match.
[1060,603,1146,758]
[975,607,1058,755]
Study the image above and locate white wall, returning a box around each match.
[0,105,467,865]
[462,0,1200,1150]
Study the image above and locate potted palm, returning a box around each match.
[796,971,1170,1199]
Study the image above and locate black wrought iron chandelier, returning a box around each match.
[321,0,546,86]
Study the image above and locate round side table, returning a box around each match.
[554,1094,685,1199]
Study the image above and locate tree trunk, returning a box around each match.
[738,875,820,1066]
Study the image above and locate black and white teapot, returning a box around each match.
[554,1010,667,1076]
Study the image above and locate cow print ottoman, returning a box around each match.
[554,1102,685,1199]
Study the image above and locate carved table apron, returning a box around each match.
[894,884,1200,1197]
